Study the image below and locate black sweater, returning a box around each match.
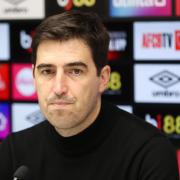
[0,101,179,179]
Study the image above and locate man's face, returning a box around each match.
[33,39,110,137]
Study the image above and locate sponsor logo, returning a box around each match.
[0,103,10,140]
[11,23,38,59]
[5,0,25,5]
[16,68,34,96]
[3,0,28,14]
[112,0,166,7]
[26,110,44,124]
[12,64,37,100]
[134,22,180,60]
[150,71,180,97]
[0,64,9,100]
[134,105,180,139]
[145,113,180,138]
[20,30,34,54]
[109,0,171,17]
[12,103,42,132]
[57,0,96,10]
[143,33,172,49]
[134,64,180,103]
[150,70,180,89]
[142,31,180,50]
[103,64,133,104]
[0,0,44,19]
[108,31,127,60]
[105,71,122,95]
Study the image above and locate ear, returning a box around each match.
[32,64,35,77]
[32,64,36,90]
[99,65,111,93]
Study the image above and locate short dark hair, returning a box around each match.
[31,10,110,75]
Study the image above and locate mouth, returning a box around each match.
[49,101,74,108]
[47,96,76,109]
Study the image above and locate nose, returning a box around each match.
[52,71,68,96]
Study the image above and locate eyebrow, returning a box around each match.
[36,61,88,70]
[64,62,88,69]
[36,64,53,70]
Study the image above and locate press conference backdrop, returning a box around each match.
[0,0,180,170]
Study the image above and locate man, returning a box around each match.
[0,11,179,179]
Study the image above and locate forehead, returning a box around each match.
[36,39,94,66]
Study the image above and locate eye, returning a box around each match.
[69,68,83,76]
[40,68,55,75]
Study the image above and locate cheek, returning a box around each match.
[75,78,100,99]
[35,81,49,101]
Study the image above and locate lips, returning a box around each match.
[46,96,76,106]
[50,101,73,105]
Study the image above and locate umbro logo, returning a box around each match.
[150,70,180,89]
[26,110,44,125]
[4,0,25,5]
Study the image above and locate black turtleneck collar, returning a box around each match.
[46,100,117,157]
